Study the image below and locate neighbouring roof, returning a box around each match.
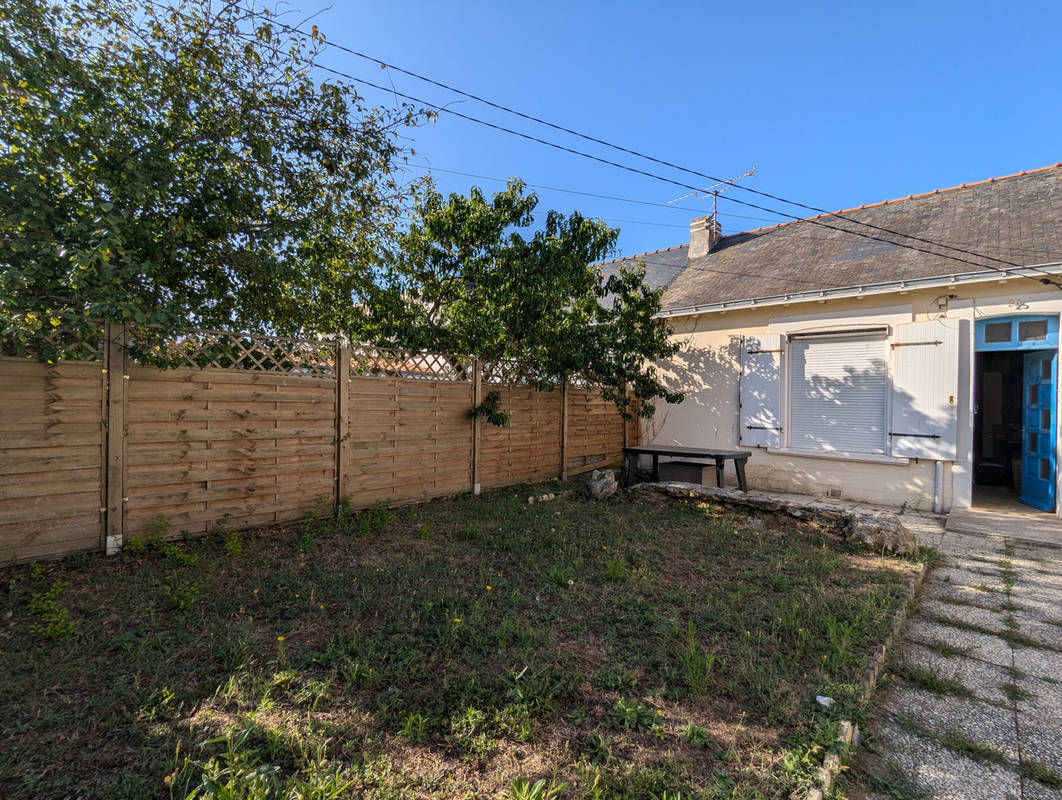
[598,164,1062,315]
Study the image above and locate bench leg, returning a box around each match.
[624,453,636,487]
[715,460,725,488]
[735,458,748,492]
[651,454,659,482]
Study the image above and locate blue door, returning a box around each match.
[1020,350,1056,511]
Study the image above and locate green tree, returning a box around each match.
[0,0,424,355]
[370,179,683,417]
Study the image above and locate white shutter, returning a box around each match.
[739,333,784,447]
[789,333,889,454]
[889,320,959,459]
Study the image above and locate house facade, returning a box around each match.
[604,165,1062,514]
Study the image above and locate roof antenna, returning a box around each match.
[668,166,757,226]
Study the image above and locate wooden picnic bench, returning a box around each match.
[622,445,752,491]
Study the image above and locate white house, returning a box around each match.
[603,164,1062,515]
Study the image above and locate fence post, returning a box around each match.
[335,343,350,511]
[560,379,569,480]
[104,323,127,555]
[471,358,482,495]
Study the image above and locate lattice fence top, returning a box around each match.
[0,325,105,362]
[481,358,528,385]
[351,345,473,382]
[140,329,336,378]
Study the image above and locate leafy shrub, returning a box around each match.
[28,580,77,638]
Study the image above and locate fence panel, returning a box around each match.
[346,376,474,507]
[0,358,105,561]
[565,387,628,476]
[479,385,563,489]
[123,367,337,539]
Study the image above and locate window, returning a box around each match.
[788,333,889,455]
[984,322,1012,343]
[1019,320,1049,342]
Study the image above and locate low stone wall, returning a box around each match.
[631,481,917,555]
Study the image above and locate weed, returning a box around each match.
[463,521,479,540]
[905,545,942,565]
[398,712,428,744]
[607,698,658,731]
[223,529,242,557]
[508,778,565,800]
[28,579,77,639]
[913,638,974,658]
[418,523,432,540]
[547,566,570,587]
[450,706,494,760]
[680,723,712,748]
[584,732,613,764]
[297,518,317,554]
[165,574,204,611]
[681,622,716,694]
[895,663,974,698]
[144,514,171,546]
[1019,758,1062,789]
[124,537,147,556]
[594,666,638,692]
[293,677,332,710]
[824,615,857,669]
[604,559,630,582]
[1000,681,1031,703]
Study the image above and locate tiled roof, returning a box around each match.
[601,165,1062,313]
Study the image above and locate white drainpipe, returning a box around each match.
[933,460,944,514]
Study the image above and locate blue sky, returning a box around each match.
[304,0,1062,260]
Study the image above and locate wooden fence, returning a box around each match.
[0,326,636,563]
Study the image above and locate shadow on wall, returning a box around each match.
[644,332,958,503]
[645,334,743,445]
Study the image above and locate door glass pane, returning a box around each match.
[1029,432,1039,452]
[1030,384,1039,404]
[1044,359,1053,380]
[985,322,1011,343]
[1042,459,1052,480]
[1019,320,1049,341]
[1042,408,1051,429]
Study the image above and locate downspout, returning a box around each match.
[933,460,944,514]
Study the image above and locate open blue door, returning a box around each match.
[1020,350,1056,511]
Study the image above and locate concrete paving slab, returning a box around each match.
[1017,676,1062,772]
[1006,596,1061,624]
[935,565,1008,592]
[1013,619,1062,651]
[1021,782,1062,800]
[874,717,1022,800]
[888,684,1019,761]
[905,618,1013,667]
[1012,647,1062,683]
[927,581,1013,612]
[899,641,1016,706]
[921,597,1009,632]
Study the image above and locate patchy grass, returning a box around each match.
[894,663,975,699]
[0,481,919,800]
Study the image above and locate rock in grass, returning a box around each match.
[587,469,618,500]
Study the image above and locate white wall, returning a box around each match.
[645,280,1062,513]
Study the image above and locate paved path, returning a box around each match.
[850,527,1062,800]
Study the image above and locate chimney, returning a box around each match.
[689,215,721,259]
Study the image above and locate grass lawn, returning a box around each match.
[0,479,922,800]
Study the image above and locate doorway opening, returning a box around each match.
[973,316,1058,513]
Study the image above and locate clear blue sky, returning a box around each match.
[304,0,1061,260]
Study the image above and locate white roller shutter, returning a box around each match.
[739,333,784,447]
[789,332,889,454]
[889,320,959,459]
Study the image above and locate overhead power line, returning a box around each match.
[140,1,1062,287]
[302,62,1062,284]
[266,15,1052,273]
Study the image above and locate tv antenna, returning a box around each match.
[667,166,757,220]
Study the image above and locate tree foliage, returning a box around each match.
[368,179,682,417]
[0,0,424,351]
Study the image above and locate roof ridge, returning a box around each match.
[596,243,687,267]
[729,162,1062,239]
